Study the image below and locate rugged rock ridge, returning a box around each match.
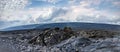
[0,26,120,52]
[28,27,75,46]
[28,27,118,46]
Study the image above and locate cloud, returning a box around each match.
[35,0,61,4]
[51,5,120,24]
[0,0,120,29]
[112,1,120,8]
[0,0,29,21]
[79,0,102,7]
[1,7,53,23]
[0,0,30,28]
[0,0,29,11]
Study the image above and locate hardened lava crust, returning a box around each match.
[0,26,120,52]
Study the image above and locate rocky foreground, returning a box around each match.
[0,27,120,52]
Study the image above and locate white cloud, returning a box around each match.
[0,0,120,29]
[112,1,120,8]
[1,7,53,23]
[0,6,55,29]
[36,0,61,4]
[50,4,120,24]
[0,0,29,21]
[79,0,102,7]
[0,0,29,11]
[26,7,54,23]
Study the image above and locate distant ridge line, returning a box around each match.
[1,22,120,31]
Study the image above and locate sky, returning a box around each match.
[0,0,120,29]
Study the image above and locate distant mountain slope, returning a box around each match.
[0,24,40,31]
[1,22,120,31]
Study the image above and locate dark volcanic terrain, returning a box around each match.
[0,23,120,52]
